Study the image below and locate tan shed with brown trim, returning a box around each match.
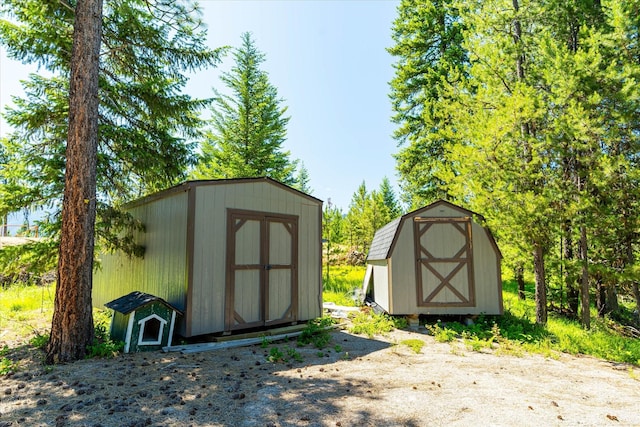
[363,200,503,316]
[93,178,323,337]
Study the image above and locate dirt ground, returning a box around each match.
[1,324,639,427]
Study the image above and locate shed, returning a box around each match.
[93,177,323,337]
[105,291,182,353]
[363,200,503,316]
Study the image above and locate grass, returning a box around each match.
[0,283,123,363]
[348,308,408,338]
[322,265,366,307]
[322,270,640,366]
[1,271,639,367]
[400,339,424,354]
[0,283,55,340]
[425,281,640,365]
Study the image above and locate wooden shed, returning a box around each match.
[363,200,503,316]
[93,177,323,337]
[105,291,182,353]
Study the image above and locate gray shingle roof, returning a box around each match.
[105,291,182,315]
[367,217,401,260]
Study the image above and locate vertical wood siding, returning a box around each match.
[369,260,391,312]
[95,179,321,338]
[383,204,502,315]
[190,181,321,336]
[94,191,189,330]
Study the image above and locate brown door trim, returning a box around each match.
[225,209,299,331]
[414,217,476,307]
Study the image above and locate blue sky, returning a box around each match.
[0,0,401,211]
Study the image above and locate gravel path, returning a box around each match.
[1,327,639,427]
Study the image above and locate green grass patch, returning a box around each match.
[322,265,367,307]
[298,316,335,349]
[349,309,399,338]
[0,282,55,313]
[322,290,356,307]
[400,339,424,354]
[422,280,640,365]
[85,310,124,358]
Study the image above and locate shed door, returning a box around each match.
[226,210,298,331]
[413,217,475,307]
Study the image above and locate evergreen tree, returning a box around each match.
[346,182,370,253]
[0,0,222,258]
[388,0,640,325]
[378,177,402,218]
[46,0,103,364]
[388,0,468,207]
[293,162,312,194]
[193,32,297,184]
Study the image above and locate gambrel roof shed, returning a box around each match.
[364,200,503,316]
[94,177,323,337]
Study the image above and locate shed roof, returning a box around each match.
[125,176,323,209]
[367,217,401,261]
[105,291,183,315]
[367,199,501,261]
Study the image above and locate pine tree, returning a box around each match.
[193,32,297,184]
[293,162,312,194]
[46,0,103,363]
[388,0,468,207]
[0,0,222,257]
[388,0,640,325]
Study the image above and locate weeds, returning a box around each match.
[29,333,49,350]
[297,316,334,349]
[400,339,424,354]
[349,309,397,338]
[0,357,17,375]
[85,311,124,358]
[0,345,16,375]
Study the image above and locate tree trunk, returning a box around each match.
[629,242,640,324]
[579,225,590,329]
[563,221,579,317]
[533,242,547,325]
[596,274,606,317]
[633,282,640,325]
[515,263,525,300]
[46,0,103,364]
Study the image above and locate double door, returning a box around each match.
[225,210,298,331]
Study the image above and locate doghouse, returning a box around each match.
[364,200,503,316]
[105,291,182,353]
[93,177,323,337]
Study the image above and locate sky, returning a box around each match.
[0,0,401,212]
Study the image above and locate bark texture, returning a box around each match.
[533,243,547,325]
[46,0,103,364]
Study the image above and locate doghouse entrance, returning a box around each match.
[225,209,299,331]
[413,217,475,307]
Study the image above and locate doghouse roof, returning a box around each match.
[105,291,183,315]
[367,200,501,261]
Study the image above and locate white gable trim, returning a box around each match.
[137,313,168,346]
[167,310,177,348]
[124,310,136,353]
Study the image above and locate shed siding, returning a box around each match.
[94,191,189,319]
[95,179,322,338]
[374,202,502,316]
[387,219,414,313]
[470,220,502,314]
[189,181,321,336]
[369,259,391,312]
